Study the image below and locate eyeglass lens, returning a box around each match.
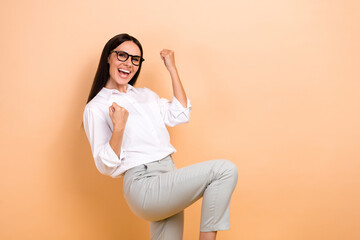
[116,51,141,66]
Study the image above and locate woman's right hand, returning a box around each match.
[109,102,129,131]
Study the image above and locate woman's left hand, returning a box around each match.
[160,49,177,72]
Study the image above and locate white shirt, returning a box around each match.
[83,84,192,178]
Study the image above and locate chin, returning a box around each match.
[115,77,130,85]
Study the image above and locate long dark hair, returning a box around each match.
[86,33,144,103]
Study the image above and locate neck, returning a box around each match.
[105,82,127,93]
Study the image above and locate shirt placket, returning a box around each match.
[125,95,161,145]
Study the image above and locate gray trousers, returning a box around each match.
[123,155,238,240]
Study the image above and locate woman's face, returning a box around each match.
[106,41,141,90]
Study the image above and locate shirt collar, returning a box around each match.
[100,84,137,99]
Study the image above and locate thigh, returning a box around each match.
[126,159,230,221]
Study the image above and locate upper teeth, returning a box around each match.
[119,69,130,73]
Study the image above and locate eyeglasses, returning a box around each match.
[110,51,144,66]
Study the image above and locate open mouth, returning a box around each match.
[118,68,130,78]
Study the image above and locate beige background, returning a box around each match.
[1,0,359,239]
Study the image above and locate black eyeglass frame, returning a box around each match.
[110,50,145,66]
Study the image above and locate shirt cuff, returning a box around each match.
[100,142,125,168]
[169,96,192,118]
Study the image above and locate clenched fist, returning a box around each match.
[160,49,177,72]
[109,102,129,131]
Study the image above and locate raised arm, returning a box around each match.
[160,49,188,108]
[109,102,129,158]
[83,105,128,177]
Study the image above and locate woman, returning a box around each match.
[83,33,238,240]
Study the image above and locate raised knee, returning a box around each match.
[218,159,238,180]
[225,159,238,177]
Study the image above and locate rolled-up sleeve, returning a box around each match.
[158,96,192,127]
[83,108,125,177]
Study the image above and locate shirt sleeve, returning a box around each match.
[158,95,192,127]
[83,107,125,177]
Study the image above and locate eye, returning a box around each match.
[118,52,127,58]
[132,57,140,64]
